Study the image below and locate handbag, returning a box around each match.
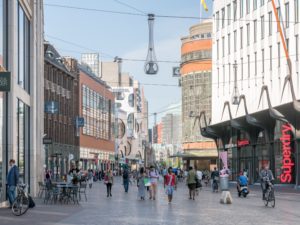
[104,175,109,184]
[144,178,151,186]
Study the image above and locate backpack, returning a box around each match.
[123,170,129,179]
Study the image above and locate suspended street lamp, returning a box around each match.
[144,14,159,75]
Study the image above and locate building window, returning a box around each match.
[295,0,299,23]
[234,30,237,52]
[247,55,250,87]
[240,27,243,49]
[254,52,257,86]
[217,67,220,88]
[246,0,250,14]
[261,0,265,7]
[254,20,257,43]
[216,11,219,31]
[277,7,281,32]
[233,1,237,21]
[228,33,231,54]
[285,2,289,28]
[246,23,250,46]
[240,0,244,18]
[217,40,219,59]
[296,35,299,61]
[268,12,272,36]
[227,4,231,25]
[17,99,30,184]
[254,0,257,10]
[18,4,30,93]
[222,37,225,57]
[278,42,280,67]
[222,7,225,28]
[262,49,265,73]
[261,16,265,39]
[269,46,272,71]
[241,57,243,89]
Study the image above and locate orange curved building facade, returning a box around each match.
[180,20,217,171]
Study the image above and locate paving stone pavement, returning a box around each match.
[1,177,300,225]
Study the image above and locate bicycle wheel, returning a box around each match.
[12,195,29,216]
[269,190,275,208]
[263,192,269,207]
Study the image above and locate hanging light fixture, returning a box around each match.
[145,14,159,75]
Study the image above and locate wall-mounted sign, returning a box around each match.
[0,72,11,92]
[45,101,59,114]
[43,138,52,145]
[237,139,250,147]
[76,117,85,127]
[172,67,181,77]
[280,124,294,183]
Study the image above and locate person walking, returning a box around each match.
[123,166,130,193]
[6,159,19,207]
[186,166,197,200]
[137,167,146,200]
[164,167,176,204]
[88,169,93,189]
[104,169,113,197]
[149,165,159,200]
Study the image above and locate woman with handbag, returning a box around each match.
[164,167,176,204]
[137,167,146,200]
[104,169,113,197]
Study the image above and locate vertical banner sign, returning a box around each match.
[280,124,294,183]
[219,151,228,169]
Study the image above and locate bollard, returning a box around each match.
[219,175,232,204]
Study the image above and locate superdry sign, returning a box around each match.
[280,124,294,183]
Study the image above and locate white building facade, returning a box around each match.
[0,0,44,205]
[211,0,300,186]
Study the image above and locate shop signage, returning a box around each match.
[45,101,59,114]
[75,117,85,127]
[0,71,11,92]
[280,124,294,183]
[237,139,250,147]
[225,143,237,149]
[43,138,52,145]
[172,67,180,77]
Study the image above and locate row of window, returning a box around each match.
[181,50,212,64]
[216,38,299,91]
[216,12,299,60]
[215,0,298,30]
[190,32,212,40]
[82,85,112,140]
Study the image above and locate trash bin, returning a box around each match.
[220,175,229,191]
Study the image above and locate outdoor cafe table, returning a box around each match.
[56,183,79,204]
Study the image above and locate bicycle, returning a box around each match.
[263,179,275,208]
[12,184,30,216]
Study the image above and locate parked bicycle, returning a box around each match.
[263,178,275,208]
[12,184,29,216]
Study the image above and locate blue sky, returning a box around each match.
[44,0,213,126]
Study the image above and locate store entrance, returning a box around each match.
[240,158,253,184]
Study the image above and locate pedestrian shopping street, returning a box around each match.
[0,178,300,225]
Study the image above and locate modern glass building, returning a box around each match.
[0,0,44,206]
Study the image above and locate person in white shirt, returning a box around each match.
[196,170,203,181]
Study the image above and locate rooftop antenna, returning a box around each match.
[145,14,159,75]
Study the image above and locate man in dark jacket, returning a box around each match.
[6,159,19,206]
[123,167,130,193]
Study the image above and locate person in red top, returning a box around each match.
[164,167,177,203]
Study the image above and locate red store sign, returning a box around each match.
[237,139,250,147]
[280,124,294,183]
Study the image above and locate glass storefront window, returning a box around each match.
[16,99,30,184]
[0,0,4,202]
[18,4,30,92]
